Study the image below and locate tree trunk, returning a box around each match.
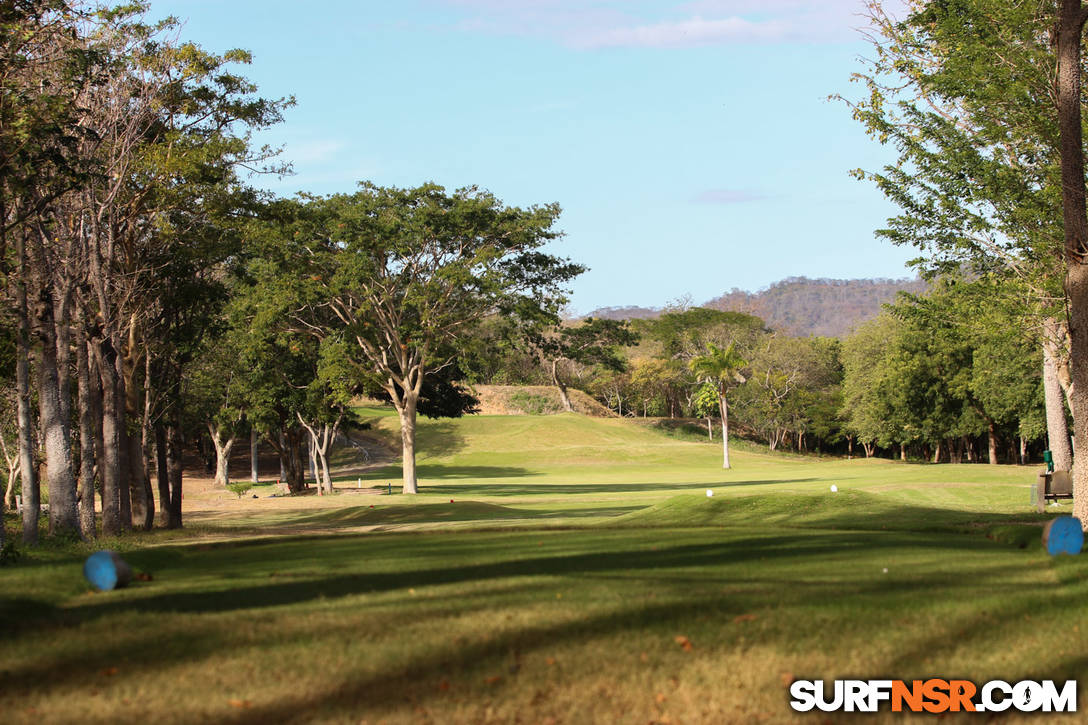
[15,232,39,545]
[165,424,184,529]
[397,395,420,493]
[113,348,132,530]
[900,443,907,461]
[278,430,287,480]
[308,435,317,484]
[987,422,999,465]
[1019,435,1028,465]
[269,426,306,492]
[707,418,712,440]
[127,429,153,531]
[208,424,236,488]
[250,428,259,483]
[95,339,123,535]
[1043,319,1074,470]
[155,424,170,527]
[550,358,573,413]
[2,445,17,510]
[1056,0,1088,526]
[718,392,730,469]
[125,346,152,531]
[76,332,97,539]
[36,294,80,537]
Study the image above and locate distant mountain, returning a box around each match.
[705,277,927,338]
[583,305,662,321]
[586,277,927,338]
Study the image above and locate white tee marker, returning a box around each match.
[830,484,838,493]
[706,489,714,497]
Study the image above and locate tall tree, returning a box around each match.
[1054,0,1088,521]
[250,186,582,494]
[689,342,747,468]
[849,1,1088,486]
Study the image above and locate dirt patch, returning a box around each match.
[472,385,615,417]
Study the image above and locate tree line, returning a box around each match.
[467,280,1052,470]
[0,2,578,545]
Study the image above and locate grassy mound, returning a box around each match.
[611,489,1047,539]
[290,501,539,529]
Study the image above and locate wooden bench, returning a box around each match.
[1034,470,1074,513]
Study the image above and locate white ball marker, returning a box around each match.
[706,489,714,497]
[830,484,838,493]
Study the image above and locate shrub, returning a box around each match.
[226,481,254,499]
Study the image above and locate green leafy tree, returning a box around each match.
[628,357,686,418]
[842,314,903,457]
[692,381,720,439]
[251,185,583,494]
[542,318,638,413]
[734,336,841,453]
[849,0,1088,512]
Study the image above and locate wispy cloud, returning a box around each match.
[577,16,786,48]
[287,139,347,164]
[694,189,768,204]
[429,0,885,47]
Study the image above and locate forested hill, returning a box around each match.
[587,277,927,337]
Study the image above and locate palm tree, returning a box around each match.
[690,342,747,468]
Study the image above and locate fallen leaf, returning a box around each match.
[101,667,118,677]
[228,699,252,709]
[780,672,794,688]
[546,657,556,666]
[655,693,668,704]
[134,572,153,582]
[732,613,758,624]
[485,675,502,685]
[674,635,693,651]
[640,652,650,663]
[438,679,450,691]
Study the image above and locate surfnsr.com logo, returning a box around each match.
[789,679,1077,713]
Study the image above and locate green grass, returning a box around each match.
[1,408,1081,724]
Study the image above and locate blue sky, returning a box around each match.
[152,0,914,313]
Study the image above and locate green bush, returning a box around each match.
[226,481,254,499]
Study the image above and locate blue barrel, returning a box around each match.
[83,550,133,591]
[1043,517,1084,556]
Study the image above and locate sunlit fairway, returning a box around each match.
[2,409,1085,724]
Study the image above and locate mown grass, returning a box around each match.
[0,408,1082,724]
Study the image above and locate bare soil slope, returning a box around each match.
[472,384,615,417]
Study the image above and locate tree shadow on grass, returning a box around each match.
[410,478,821,496]
[2,524,1073,720]
[23,526,1037,622]
[353,464,538,483]
[275,502,645,528]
